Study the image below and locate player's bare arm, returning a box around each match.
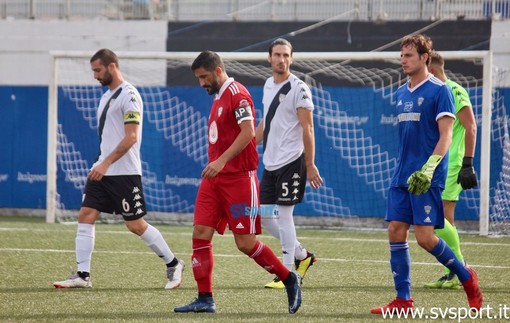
[255,119,264,145]
[201,120,255,179]
[297,107,323,189]
[432,115,455,157]
[89,123,138,181]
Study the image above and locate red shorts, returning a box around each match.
[194,170,261,235]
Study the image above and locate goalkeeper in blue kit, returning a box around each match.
[371,34,482,315]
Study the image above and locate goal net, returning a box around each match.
[47,50,510,236]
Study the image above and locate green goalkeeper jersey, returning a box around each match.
[446,79,472,168]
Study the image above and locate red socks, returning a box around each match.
[192,238,213,293]
[248,240,290,281]
[192,239,289,293]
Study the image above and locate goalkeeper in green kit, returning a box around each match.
[424,51,478,289]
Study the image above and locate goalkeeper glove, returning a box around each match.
[457,156,478,190]
[407,155,442,195]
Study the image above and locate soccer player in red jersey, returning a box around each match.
[174,51,302,314]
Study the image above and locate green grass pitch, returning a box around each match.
[1,216,509,322]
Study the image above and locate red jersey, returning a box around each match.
[208,78,258,173]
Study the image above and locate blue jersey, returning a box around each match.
[391,74,455,188]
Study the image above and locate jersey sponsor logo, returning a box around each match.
[209,121,218,144]
[398,112,420,122]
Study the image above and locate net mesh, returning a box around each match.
[50,52,510,235]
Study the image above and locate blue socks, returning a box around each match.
[390,242,411,300]
[430,238,470,282]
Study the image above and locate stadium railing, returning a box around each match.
[0,0,509,21]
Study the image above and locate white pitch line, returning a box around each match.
[1,247,509,269]
[2,226,510,247]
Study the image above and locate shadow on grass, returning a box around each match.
[0,286,195,293]
[0,311,376,321]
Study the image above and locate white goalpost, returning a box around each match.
[47,50,505,236]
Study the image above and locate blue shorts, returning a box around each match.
[385,187,445,229]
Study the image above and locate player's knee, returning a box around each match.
[234,235,257,254]
[388,221,408,241]
[125,218,148,236]
[415,235,437,252]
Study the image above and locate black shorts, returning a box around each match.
[260,154,306,205]
[82,175,147,221]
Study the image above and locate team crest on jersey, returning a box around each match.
[417,97,424,107]
[218,107,223,117]
[279,94,286,102]
[209,121,218,144]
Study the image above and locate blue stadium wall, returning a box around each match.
[2,84,509,220]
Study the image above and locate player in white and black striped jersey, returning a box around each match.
[53,48,184,290]
[255,38,323,289]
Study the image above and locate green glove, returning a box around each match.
[407,155,443,195]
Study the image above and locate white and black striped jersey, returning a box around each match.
[262,73,314,171]
[92,81,143,176]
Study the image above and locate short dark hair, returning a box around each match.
[400,34,433,65]
[269,38,293,56]
[429,51,444,67]
[191,50,224,72]
[90,48,119,67]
